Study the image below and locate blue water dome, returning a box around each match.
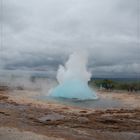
[50,79,98,100]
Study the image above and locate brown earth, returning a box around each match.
[0,88,140,140]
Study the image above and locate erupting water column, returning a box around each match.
[50,52,98,100]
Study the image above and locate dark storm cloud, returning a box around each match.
[0,0,140,77]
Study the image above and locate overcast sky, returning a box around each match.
[0,0,140,77]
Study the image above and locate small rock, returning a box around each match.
[38,113,65,123]
[79,110,87,114]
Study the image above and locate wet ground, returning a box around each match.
[37,96,125,109]
[0,87,140,140]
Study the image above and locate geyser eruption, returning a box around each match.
[51,52,98,100]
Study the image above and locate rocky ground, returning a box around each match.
[0,86,140,140]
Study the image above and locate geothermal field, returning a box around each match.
[1,0,140,140]
[0,53,140,140]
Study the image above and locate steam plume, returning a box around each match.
[51,52,98,100]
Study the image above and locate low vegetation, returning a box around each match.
[89,78,140,92]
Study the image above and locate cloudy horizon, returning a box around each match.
[0,0,140,78]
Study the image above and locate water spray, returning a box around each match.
[50,52,98,100]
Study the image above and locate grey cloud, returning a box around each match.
[0,0,140,77]
[0,0,28,32]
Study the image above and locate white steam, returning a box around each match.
[57,52,91,84]
[51,52,98,100]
